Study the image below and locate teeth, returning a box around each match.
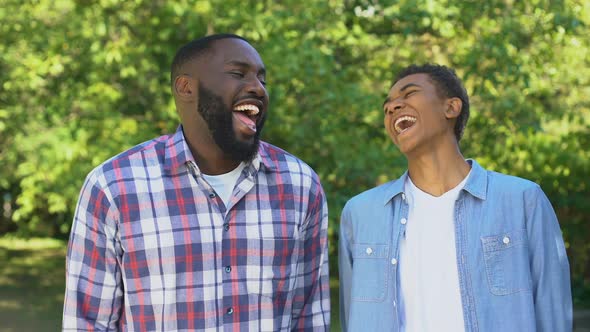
[394,116,417,134]
[234,104,259,116]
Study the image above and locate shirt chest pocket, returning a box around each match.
[481,229,532,295]
[351,243,390,302]
[245,238,297,299]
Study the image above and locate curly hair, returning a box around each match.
[393,64,470,142]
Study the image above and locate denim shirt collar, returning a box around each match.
[382,159,488,205]
[462,159,487,200]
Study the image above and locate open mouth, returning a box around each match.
[233,103,260,132]
[394,115,417,134]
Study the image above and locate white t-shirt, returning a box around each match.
[399,171,471,332]
[202,163,245,209]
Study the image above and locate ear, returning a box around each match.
[174,74,198,102]
[444,97,462,119]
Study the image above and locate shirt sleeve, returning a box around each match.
[290,177,331,331]
[526,185,572,332]
[62,172,123,331]
[338,202,353,332]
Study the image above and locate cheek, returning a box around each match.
[384,115,396,139]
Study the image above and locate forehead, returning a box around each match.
[389,73,434,94]
[207,38,265,69]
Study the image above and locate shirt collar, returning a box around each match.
[256,141,279,172]
[382,171,409,205]
[461,159,488,200]
[164,126,277,175]
[382,158,488,205]
[163,126,193,175]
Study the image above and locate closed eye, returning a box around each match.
[228,71,245,78]
[405,90,418,98]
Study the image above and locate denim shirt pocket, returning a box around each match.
[351,243,389,302]
[481,229,532,295]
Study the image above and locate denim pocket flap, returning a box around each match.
[352,243,389,259]
[481,229,526,252]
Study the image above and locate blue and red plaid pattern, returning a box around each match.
[63,127,330,331]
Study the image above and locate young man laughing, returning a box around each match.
[63,34,330,331]
[339,64,571,331]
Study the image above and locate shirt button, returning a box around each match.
[391,258,397,265]
[209,192,217,198]
[225,266,231,273]
[393,300,397,307]
[366,247,373,255]
[223,223,230,231]
[503,236,510,244]
[400,218,407,225]
[227,307,234,315]
[401,193,406,201]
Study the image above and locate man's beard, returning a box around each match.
[197,85,265,162]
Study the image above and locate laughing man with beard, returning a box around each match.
[339,64,571,331]
[63,34,330,331]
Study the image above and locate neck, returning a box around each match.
[181,125,241,176]
[191,146,241,175]
[406,139,470,197]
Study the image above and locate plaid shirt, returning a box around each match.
[63,127,330,331]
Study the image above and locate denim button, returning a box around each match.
[225,266,231,273]
[401,193,406,201]
[400,218,407,225]
[503,236,510,244]
[366,247,373,255]
[227,307,234,315]
[391,258,397,265]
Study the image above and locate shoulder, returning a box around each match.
[259,142,327,215]
[343,178,402,215]
[485,169,542,196]
[340,178,403,244]
[259,141,320,183]
[465,160,546,203]
[85,134,171,188]
[473,165,551,214]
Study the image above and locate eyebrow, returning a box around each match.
[382,83,422,107]
[225,60,266,75]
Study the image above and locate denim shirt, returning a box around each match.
[339,160,572,332]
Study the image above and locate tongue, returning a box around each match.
[400,120,415,131]
[234,111,256,131]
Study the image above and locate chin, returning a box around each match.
[235,131,257,142]
[219,136,261,162]
[395,141,417,157]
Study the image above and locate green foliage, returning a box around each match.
[0,0,588,304]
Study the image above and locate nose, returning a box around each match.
[392,98,405,111]
[246,75,266,98]
[385,98,404,114]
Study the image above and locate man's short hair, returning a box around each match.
[170,34,249,86]
[393,64,470,142]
